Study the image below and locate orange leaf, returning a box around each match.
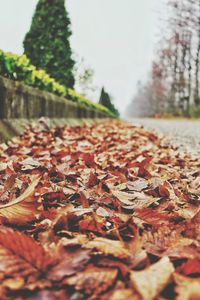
[0,175,40,225]
[0,228,55,290]
[176,259,200,276]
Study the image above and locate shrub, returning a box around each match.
[0,50,115,117]
[23,0,75,88]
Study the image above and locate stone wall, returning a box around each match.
[0,76,107,119]
[0,118,102,142]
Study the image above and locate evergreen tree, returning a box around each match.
[23,0,75,88]
[99,87,119,117]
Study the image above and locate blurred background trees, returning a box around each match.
[23,0,119,116]
[73,57,97,97]
[99,87,119,117]
[128,0,200,118]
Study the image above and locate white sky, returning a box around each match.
[0,0,162,114]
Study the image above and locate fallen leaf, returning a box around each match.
[127,179,148,192]
[87,172,99,188]
[130,256,174,300]
[176,258,200,276]
[65,267,118,296]
[0,119,199,298]
[108,289,140,300]
[174,273,200,300]
[84,237,130,259]
[0,228,54,290]
[142,227,196,259]
[0,175,40,225]
[49,249,91,281]
[112,190,159,209]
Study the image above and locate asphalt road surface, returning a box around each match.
[129,118,200,157]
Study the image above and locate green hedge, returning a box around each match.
[0,50,115,117]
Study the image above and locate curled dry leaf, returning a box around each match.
[112,190,159,209]
[84,237,130,259]
[2,277,25,291]
[96,206,110,217]
[59,234,89,247]
[96,258,130,278]
[130,256,174,300]
[126,179,148,192]
[19,157,41,170]
[0,175,40,225]
[65,267,118,296]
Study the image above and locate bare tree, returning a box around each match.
[127,0,200,118]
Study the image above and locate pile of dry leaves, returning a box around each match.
[0,119,199,300]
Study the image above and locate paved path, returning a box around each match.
[129,118,200,157]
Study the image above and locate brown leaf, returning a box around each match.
[84,237,130,259]
[108,289,140,300]
[176,258,200,276]
[2,277,25,291]
[59,234,89,248]
[79,214,105,234]
[112,190,159,209]
[96,206,110,217]
[87,172,99,188]
[0,119,200,298]
[127,179,148,192]
[0,175,40,225]
[174,273,200,300]
[97,258,130,278]
[79,191,90,208]
[133,208,175,228]
[19,157,41,171]
[48,249,91,281]
[82,153,95,167]
[42,191,66,209]
[0,228,55,290]
[65,267,118,296]
[158,184,170,197]
[142,227,196,259]
[130,256,174,300]
[184,211,200,241]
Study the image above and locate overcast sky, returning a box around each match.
[0,0,162,114]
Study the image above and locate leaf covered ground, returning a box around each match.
[0,119,199,300]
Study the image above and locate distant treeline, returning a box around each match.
[128,0,200,118]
